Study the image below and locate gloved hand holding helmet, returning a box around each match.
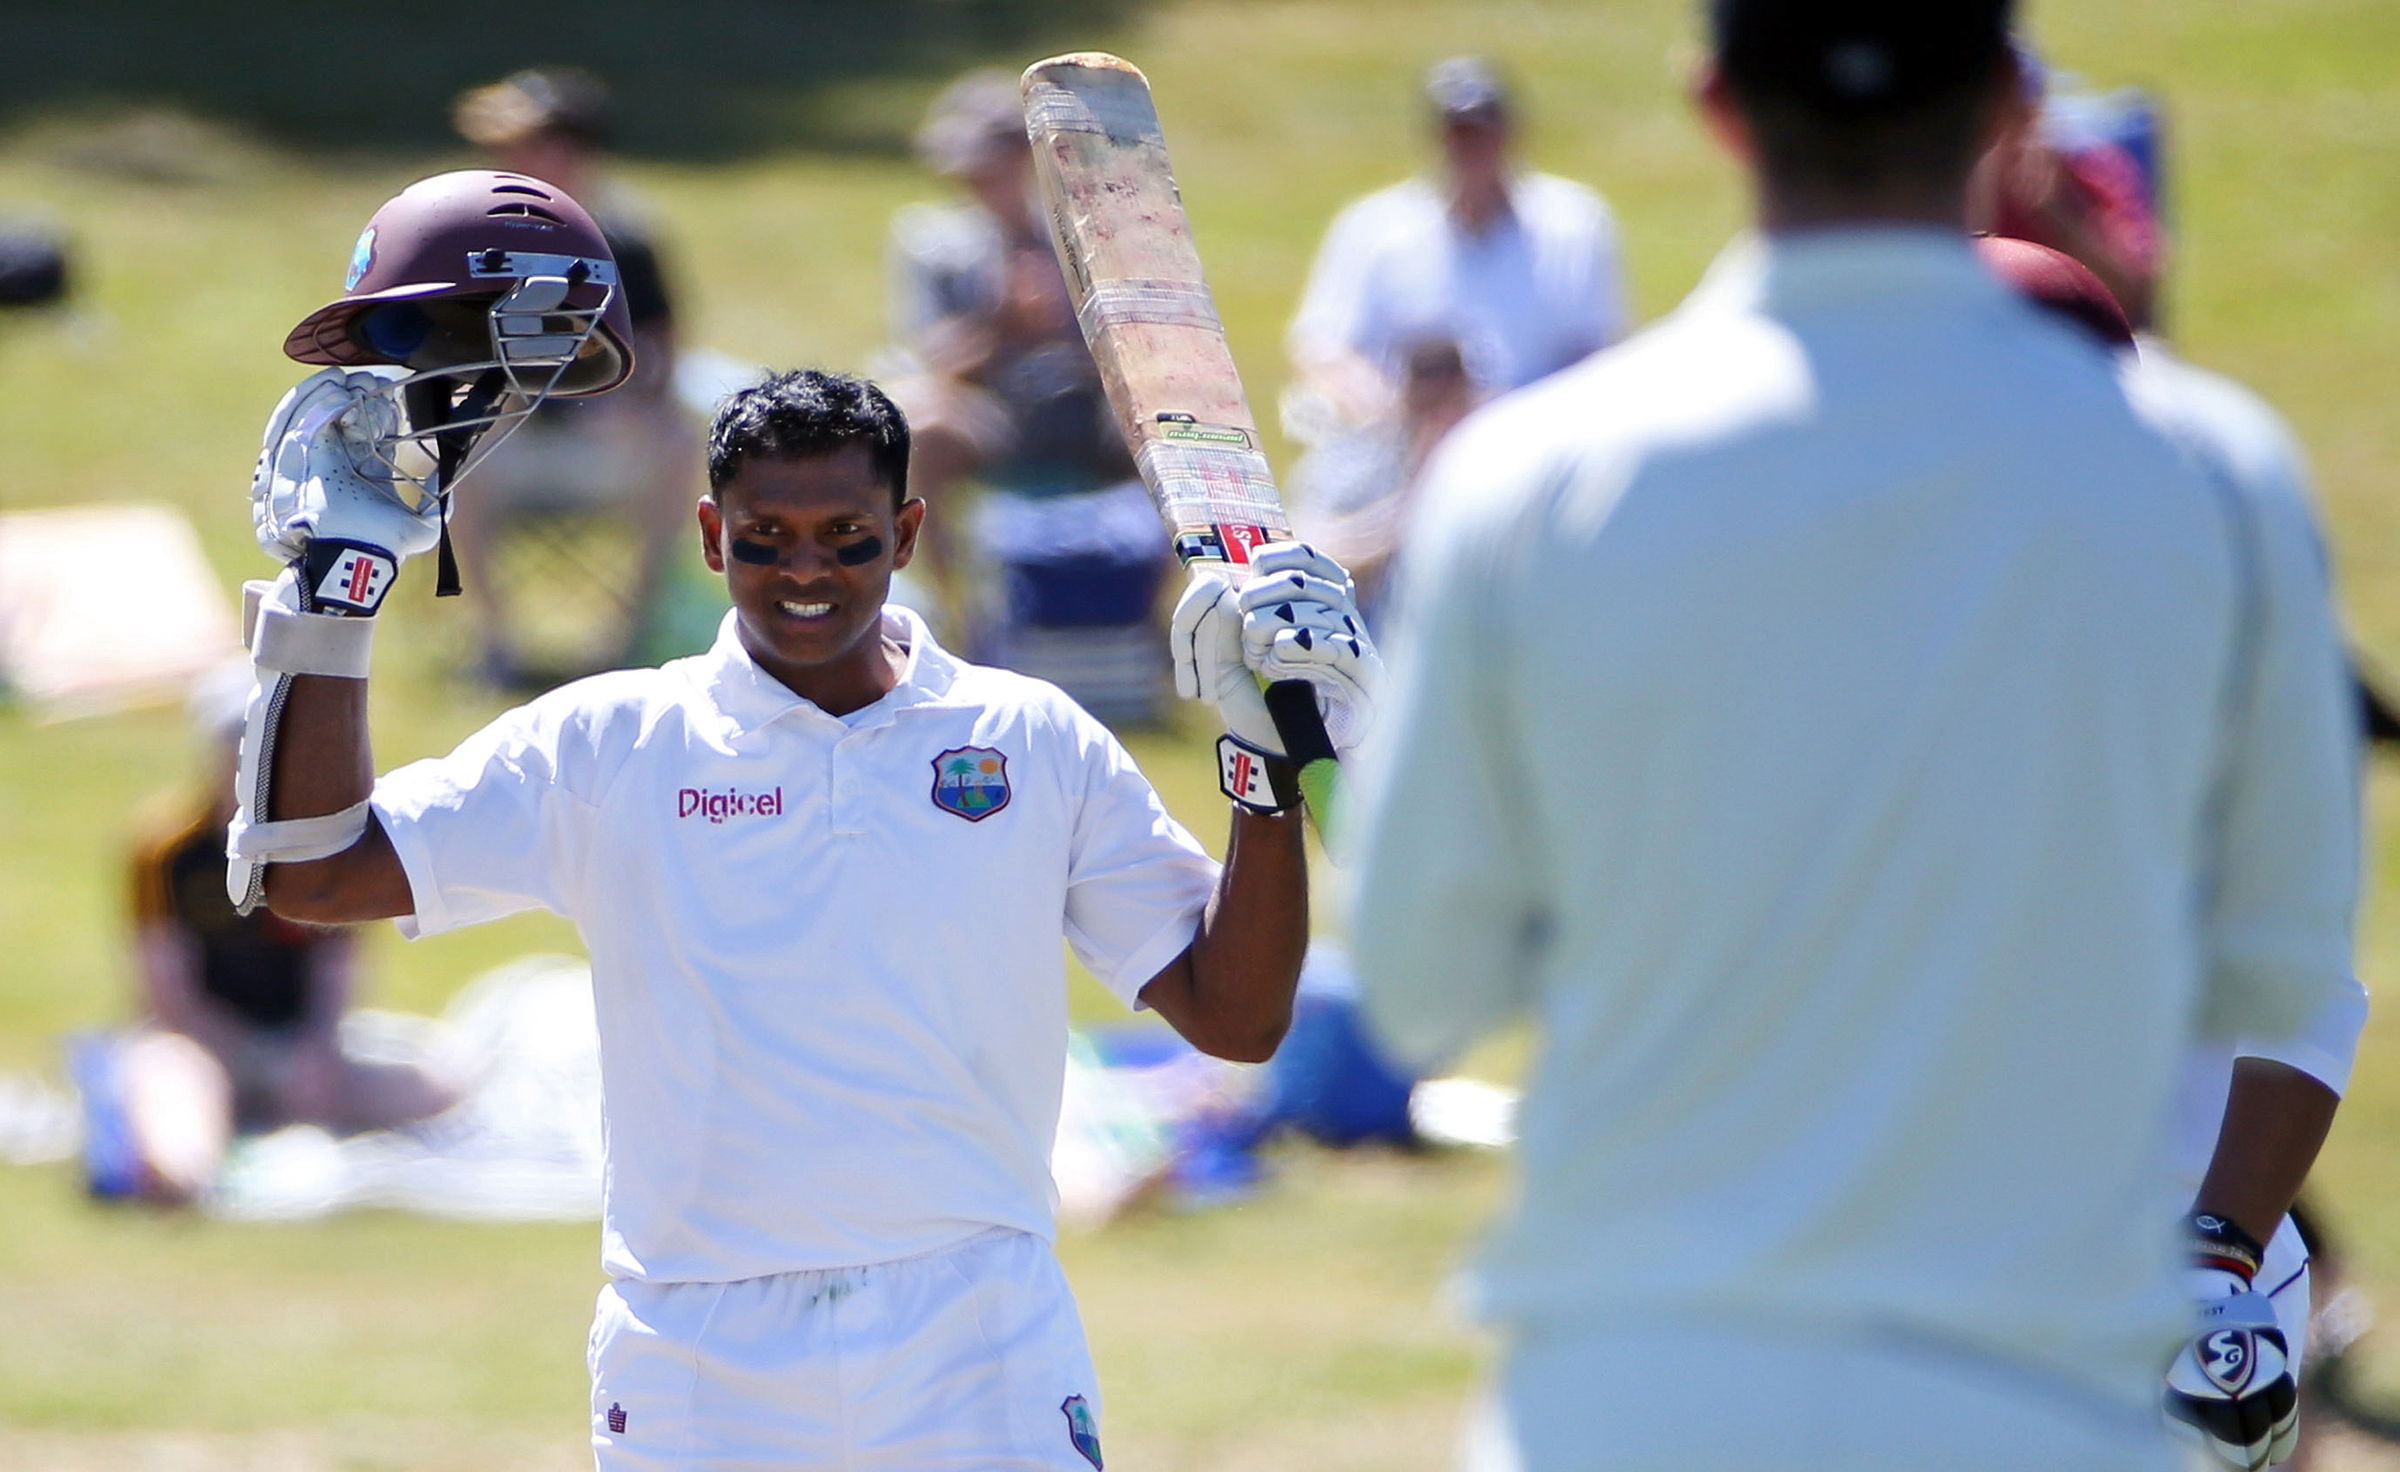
[228,169,636,912]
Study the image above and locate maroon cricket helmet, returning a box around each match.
[1975,234,2136,352]
[283,169,635,396]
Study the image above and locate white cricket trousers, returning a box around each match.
[589,1228,1107,1471]
[1463,1314,2181,1472]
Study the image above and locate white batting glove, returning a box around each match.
[2165,1214,2300,1471]
[250,368,439,615]
[1233,542,1382,755]
[1172,567,1283,756]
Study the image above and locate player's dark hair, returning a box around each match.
[1731,79,2003,196]
[707,368,912,506]
[1711,0,2015,195]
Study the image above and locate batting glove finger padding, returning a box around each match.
[251,367,441,567]
[1231,543,1384,755]
[1170,567,1284,758]
[1243,541,1358,594]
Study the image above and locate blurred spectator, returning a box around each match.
[1301,334,1479,622]
[448,66,700,687]
[90,668,458,1204]
[1283,56,1626,493]
[885,70,1167,725]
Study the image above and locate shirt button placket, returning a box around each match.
[831,737,865,837]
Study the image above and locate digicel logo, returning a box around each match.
[676,787,784,823]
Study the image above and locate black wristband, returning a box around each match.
[2190,1211,2266,1280]
[1218,734,1300,814]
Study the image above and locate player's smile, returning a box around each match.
[699,442,927,715]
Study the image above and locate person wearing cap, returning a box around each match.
[882,69,1168,725]
[1283,57,1626,474]
[449,66,698,687]
[1347,3,2359,1469]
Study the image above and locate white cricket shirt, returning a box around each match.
[1288,173,1625,395]
[372,607,1218,1282]
[2125,340,2371,1184]
[1349,229,2360,1415]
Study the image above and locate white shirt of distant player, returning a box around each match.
[370,607,1218,1284]
[2125,338,2371,1188]
[1288,172,1625,396]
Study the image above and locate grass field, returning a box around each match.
[3,0,2399,1466]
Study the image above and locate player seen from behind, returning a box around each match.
[225,168,1377,1467]
[1347,2,2361,1469]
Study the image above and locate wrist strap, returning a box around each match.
[1218,734,1300,814]
[249,589,376,677]
[2190,1211,2266,1281]
[299,539,399,617]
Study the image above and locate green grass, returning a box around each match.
[3,0,2400,1465]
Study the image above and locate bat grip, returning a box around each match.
[1263,678,1342,837]
[1263,679,1336,767]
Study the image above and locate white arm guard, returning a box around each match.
[224,570,377,912]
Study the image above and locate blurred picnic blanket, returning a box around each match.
[0,503,240,720]
[1,950,1516,1226]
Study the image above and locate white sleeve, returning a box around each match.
[370,702,592,940]
[2195,464,2361,1045]
[1287,197,1382,364]
[1345,423,1545,1072]
[1060,708,1221,1008]
[2235,976,2369,1097]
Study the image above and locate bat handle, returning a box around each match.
[1263,678,1341,833]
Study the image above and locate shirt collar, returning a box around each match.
[695,603,962,734]
[1430,170,1526,241]
[1686,225,2001,320]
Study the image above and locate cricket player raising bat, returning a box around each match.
[231,174,1378,1467]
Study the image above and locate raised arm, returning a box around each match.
[1146,542,1384,1063]
[229,370,432,927]
[257,672,412,923]
[1138,808,1309,1063]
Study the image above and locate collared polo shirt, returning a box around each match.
[1288,172,1625,396]
[371,607,1218,1282]
[1349,228,2359,1420]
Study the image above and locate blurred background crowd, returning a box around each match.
[1,2,2395,1468]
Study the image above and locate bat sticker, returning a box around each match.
[1216,523,1271,564]
[1156,417,1252,450]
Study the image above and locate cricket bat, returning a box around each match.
[1021,51,1340,818]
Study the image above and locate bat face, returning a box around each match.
[1022,54,1291,583]
[1026,52,1343,785]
